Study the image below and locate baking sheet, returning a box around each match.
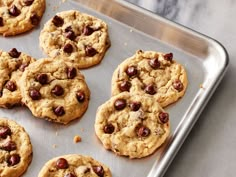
[0,0,228,177]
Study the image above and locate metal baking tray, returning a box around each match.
[0,0,228,176]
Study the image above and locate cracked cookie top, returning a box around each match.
[0,48,35,108]
[95,92,170,158]
[39,10,110,69]
[20,58,90,124]
[111,50,188,107]
[0,0,45,36]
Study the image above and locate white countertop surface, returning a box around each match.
[125,0,236,176]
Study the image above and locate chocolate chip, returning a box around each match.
[144,84,157,95]
[19,63,28,72]
[1,141,16,151]
[173,80,184,92]
[159,112,169,124]
[85,46,97,57]
[56,158,68,169]
[53,106,65,116]
[63,43,73,53]
[9,5,21,16]
[114,99,126,110]
[65,30,76,40]
[92,166,104,177]
[7,154,20,166]
[52,15,64,27]
[9,48,21,58]
[65,26,72,32]
[104,123,114,134]
[0,126,11,139]
[29,89,41,100]
[126,66,138,77]
[5,81,17,92]
[149,58,160,69]
[30,13,40,26]
[67,67,77,79]
[36,73,48,85]
[119,81,131,92]
[64,173,76,177]
[23,0,34,6]
[164,53,173,62]
[83,26,94,36]
[51,85,64,96]
[0,17,3,26]
[136,125,150,137]
[130,102,141,111]
[76,91,85,103]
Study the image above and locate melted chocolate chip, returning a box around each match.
[65,26,72,32]
[30,13,40,26]
[52,15,64,27]
[0,126,11,139]
[0,17,3,26]
[23,0,34,6]
[9,48,21,58]
[29,89,41,100]
[5,81,17,92]
[63,43,73,53]
[1,141,16,151]
[65,30,76,40]
[104,123,115,134]
[172,80,184,92]
[144,84,157,95]
[83,26,94,36]
[114,99,126,110]
[136,125,150,137]
[164,53,173,62]
[53,106,65,116]
[76,91,85,103]
[92,166,104,177]
[36,73,48,85]
[56,158,68,169]
[85,46,97,57]
[7,154,20,166]
[125,66,138,77]
[9,5,21,16]
[149,58,160,69]
[130,102,141,111]
[51,85,64,96]
[119,81,131,92]
[64,173,76,177]
[19,63,28,72]
[159,112,169,124]
[67,67,77,79]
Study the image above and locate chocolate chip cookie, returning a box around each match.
[0,48,35,108]
[20,58,90,124]
[111,50,188,107]
[0,0,45,36]
[0,117,33,177]
[38,154,112,177]
[95,92,170,158]
[39,10,110,69]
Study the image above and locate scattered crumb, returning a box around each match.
[53,6,59,12]
[52,144,57,148]
[55,131,58,136]
[129,29,133,32]
[124,42,128,46]
[62,0,67,2]
[80,128,84,132]
[200,84,205,89]
[74,135,82,143]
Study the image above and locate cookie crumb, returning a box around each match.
[74,135,82,143]
[55,131,58,136]
[52,144,57,148]
[124,42,128,46]
[80,128,84,132]
[200,84,205,89]
[130,29,133,32]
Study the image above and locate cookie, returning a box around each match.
[39,10,110,69]
[0,48,35,108]
[0,0,46,36]
[20,58,90,124]
[111,50,188,107]
[38,154,112,177]
[95,92,170,158]
[0,117,33,177]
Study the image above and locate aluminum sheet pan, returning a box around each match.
[0,0,229,177]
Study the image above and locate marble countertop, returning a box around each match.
[124,0,236,177]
